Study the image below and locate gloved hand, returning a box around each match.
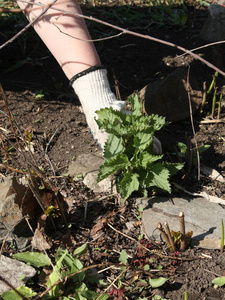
[71,66,162,154]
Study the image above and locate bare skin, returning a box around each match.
[16,0,101,79]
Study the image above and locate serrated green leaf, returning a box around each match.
[120,172,139,200]
[133,132,153,151]
[73,243,87,257]
[97,153,130,182]
[149,277,168,288]
[147,114,166,131]
[128,93,143,117]
[212,276,225,287]
[1,286,37,300]
[119,250,128,265]
[131,116,155,134]
[13,252,50,268]
[145,164,171,193]
[139,152,163,168]
[95,107,129,135]
[162,162,184,176]
[104,135,125,160]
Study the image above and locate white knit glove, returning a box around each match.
[71,66,162,154]
[71,67,125,147]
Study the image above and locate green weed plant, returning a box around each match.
[1,245,107,300]
[96,93,183,201]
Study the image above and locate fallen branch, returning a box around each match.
[200,119,225,124]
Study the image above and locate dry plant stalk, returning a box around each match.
[200,81,207,113]
[157,222,170,245]
[186,67,200,181]
[179,211,186,252]
[164,222,176,253]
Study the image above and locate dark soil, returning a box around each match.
[0,1,225,299]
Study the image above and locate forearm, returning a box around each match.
[16,0,101,79]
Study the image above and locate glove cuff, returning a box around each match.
[69,65,106,87]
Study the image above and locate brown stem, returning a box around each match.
[186,136,192,175]
[186,67,200,181]
[164,222,176,253]
[157,222,170,245]
[200,81,207,113]
[179,212,186,252]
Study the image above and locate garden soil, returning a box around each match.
[0,2,225,299]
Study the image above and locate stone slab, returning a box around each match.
[137,196,225,249]
[0,255,36,294]
[68,153,116,193]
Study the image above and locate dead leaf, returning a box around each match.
[31,227,52,250]
[90,217,107,238]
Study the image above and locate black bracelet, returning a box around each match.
[69,65,106,86]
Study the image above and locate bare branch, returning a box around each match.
[186,66,201,181]
[176,40,225,60]
[52,22,124,42]
[0,0,58,50]
[1,0,225,76]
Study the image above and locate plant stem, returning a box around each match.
[217,91,223,119]
[179,212,186,251]
[164,222,176,252]
[157,222,170,245]
[211,89,217,118]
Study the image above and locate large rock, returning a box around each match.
[137,196,225,250]
[68,153,117,193]
[139,68,202,121]
[0,255,36,294]
[200,3,225,42]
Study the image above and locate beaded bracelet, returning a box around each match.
[69,65,106,86]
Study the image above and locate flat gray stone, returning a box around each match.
[68,153,117,193]
[137,196,225,249]
[0,255,36,294]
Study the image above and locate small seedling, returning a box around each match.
[33,89,45,100]
[2,245,106,299]
[212,276,225,289]
[206,72,224,119]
